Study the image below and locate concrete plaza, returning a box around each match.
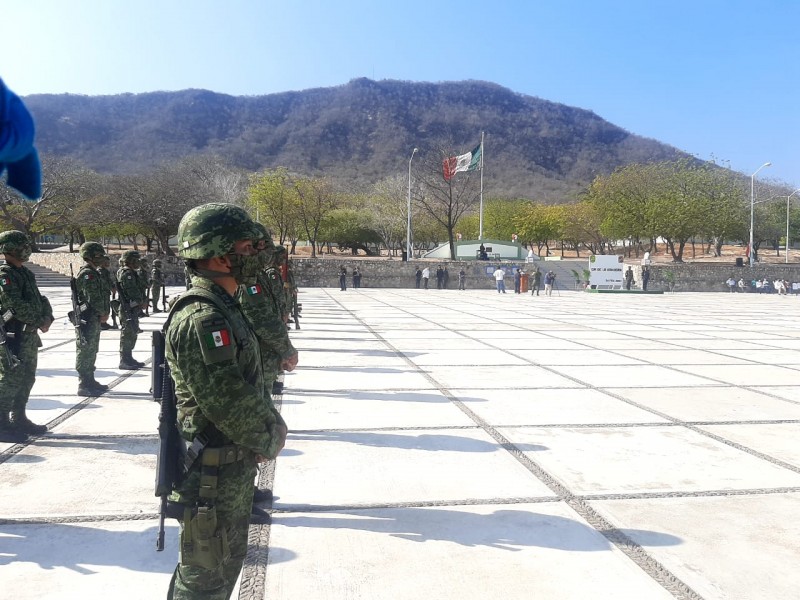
[2,285,800,599]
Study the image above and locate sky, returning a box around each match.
[2,0,799,187]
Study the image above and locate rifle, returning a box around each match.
[0,308,21,369]
[153,329,184,551]
[68,265,88,347]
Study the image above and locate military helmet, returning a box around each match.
[153,259,163,267]
[79,241,106,261]
[0,230,32,260]
[121,250,141,265]
[253,222,276,250]
[177,202,259,260]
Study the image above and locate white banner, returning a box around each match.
[589,255,625,289]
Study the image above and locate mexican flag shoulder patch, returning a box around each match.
[0,276,10,287]
[247,284,262,296]
[204,329,231,349]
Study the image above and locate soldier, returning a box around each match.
[165,203,287,599]
[238,223,299,401]
[116,250,146,370]
[138,257,151,315]
[265,246,289,322]
[151,258,165,313]
[74,242,111,396]
[0,230,53,441]
[97,254,119,330]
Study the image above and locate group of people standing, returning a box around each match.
[414,266,467,290]
[339,266,362,290]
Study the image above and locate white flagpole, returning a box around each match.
[478,131,484,240]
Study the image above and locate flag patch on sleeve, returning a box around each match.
[204,329,231,349]
[0,276,9,287]
[247,284,262,295]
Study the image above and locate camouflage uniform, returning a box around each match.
[138,258,151,312]
[265,247,288,321]
[238,227,297,397]
[117,250,146,369]
[166,203,285,600]
[151,259,165,312]
[74,242,111,395]
[97,255,119,329]
[0,230,53,441]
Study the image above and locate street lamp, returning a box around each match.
[749,162,771,266]
[406,148,418,262]
[787,188,800,264]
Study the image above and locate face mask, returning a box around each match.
[226,252,251,284]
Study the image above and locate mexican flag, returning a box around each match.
[443,143,482,181]
[205,329,231,349]
[247,284,262,295]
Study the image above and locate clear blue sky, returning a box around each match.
[3,0,798,187]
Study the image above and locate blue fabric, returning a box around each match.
[0,78,41,200]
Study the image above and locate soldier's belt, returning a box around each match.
[201,445,248,466]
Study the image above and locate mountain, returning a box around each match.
[23,78,686,200]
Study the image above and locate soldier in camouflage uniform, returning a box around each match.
[151,258,165,313]
[165,203,287,600]
[116,250,146,370]
[238,223,298,403]
[265,246,289,323]
[74,242,111,396]
[0,230,54,442]
[138,258,151,315]
[97,254,119,330]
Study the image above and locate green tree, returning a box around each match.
[247,167,301,245]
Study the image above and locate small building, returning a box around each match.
[422,239,526,261]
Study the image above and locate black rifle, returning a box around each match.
[68,265,87,347]
[0,308,21,369]
[153,329,184,551]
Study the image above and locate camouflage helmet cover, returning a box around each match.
[253,222,276,251]
[121,250,141,265]
[79,241,106,261]
[153,258,163,267]
[177,202,259,260]
[0,230,32,259]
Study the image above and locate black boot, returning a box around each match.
[9,409,48,435]
[0,412,29,443]
[78,375,109,396]
[272,381,284,396]
[250,504,271,525]
[119,353,144,370]
[253,487,273,503]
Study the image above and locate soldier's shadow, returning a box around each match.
[0,522,176,574]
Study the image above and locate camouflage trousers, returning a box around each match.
[0,332,38,413]
[151,283,162,310]
[75,317,101,377]
[168,456,257,600]
[119,314,138,356]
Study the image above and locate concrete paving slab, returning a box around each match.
[672,363,800,386]
[698,423,800,466]
[275,427,556,508]
[591,494,800,600]
[514,348,647,365]
[608,386,800,422]
[456,388,670,425]
[548,364,721,388]
[267,502,675,600]
[499,425,800,495]
[612,349,751,365]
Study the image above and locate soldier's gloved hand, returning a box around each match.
[274,423,288,454]
[281,353,299,372]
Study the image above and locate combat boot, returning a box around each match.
[9,409,48,436]
[253,487,273,503]
[119,353,145,370]
[77,376,109,396]
[250,505,271,525]
[0,412,29,443]
[272,381,284,396]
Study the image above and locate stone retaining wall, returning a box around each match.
[28,252,800,292]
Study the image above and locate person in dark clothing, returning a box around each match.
[436,266,444,289]
[339,266,347,291]
[352,267,361,289]
[514,268,522,294]
[458,268,466,290]
[443,267,449,289]
[642,267,650,291]
[624,266,634,290]
[415,267,422,289]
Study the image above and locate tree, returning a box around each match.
[318,208,382,255]
[369,175,408,257]
[247,167,301,245]
[415,144,481,260]
[292,176,340,258]
[514,202,563,256]
[0,155,100,250]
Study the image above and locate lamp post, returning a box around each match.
[749,162,771,266]
[406,148,418,262]
[787,188,800,264]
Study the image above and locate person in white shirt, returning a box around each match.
[493,266,507,293]
[422,266,430,290]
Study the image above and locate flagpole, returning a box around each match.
[478,131,484,240]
